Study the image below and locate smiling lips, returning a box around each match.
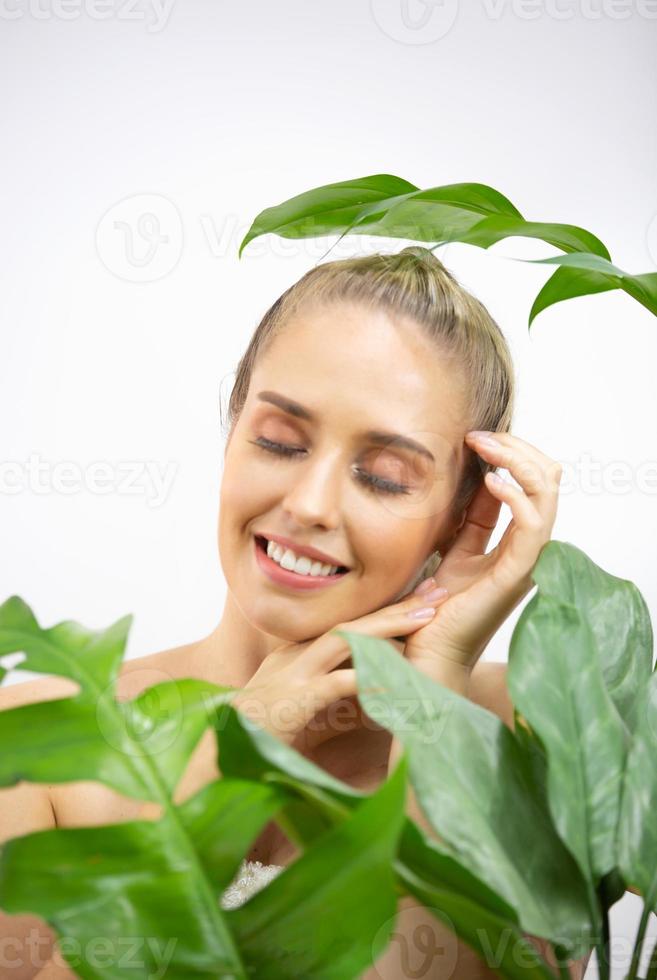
[254,536,349,591]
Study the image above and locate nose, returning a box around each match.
[280,450,342,530]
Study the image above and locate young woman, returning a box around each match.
[0,248,588,978]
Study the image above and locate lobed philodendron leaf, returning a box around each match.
[0,595,129,696]
[0,596,236,801]
[617,670,657,911]
[0,809,272,979]
[527,542,653,735]
[238,173,657,326]
[338,630,593,953]
[508,593,628,889]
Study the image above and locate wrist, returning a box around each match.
[407,653,472,697]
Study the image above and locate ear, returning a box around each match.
[437,507,468,556]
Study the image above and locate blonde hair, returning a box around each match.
[223,247,515,577]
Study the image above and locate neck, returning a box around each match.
[189,591,284,691]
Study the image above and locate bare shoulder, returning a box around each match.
[0,639,203,709]
[468,660,514,729]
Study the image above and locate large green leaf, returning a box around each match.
[340,630,593,951]
[238,173,657,326]
[0,819,248,979]
[177,778,291,892]
[224,756,408,980]
[528,541,653,734]
[0,595,128,696]
[0,596,236,800]
[238,173,419,257]
[508,593,628,887]
[617,671,657,911]
[212,698,575,976]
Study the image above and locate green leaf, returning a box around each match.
[238,173,657,326]
[340,630,593,950]
[0,819,247,979]
[238,173,419,258]
[212,693,539,969]
[617,671,657,911]
[0,597,236,801]
[224,755,408,980]
[0,595,129,697]
[457,214,610,258]
[177,778,292,893]
[529,265,619,326]
[522,253,657,323]
[529,541,653,734]
[213,700,366,805]
[508,592,628,887]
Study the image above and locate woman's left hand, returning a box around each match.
[402,430,563,680]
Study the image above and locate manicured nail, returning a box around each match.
[423,586,448,602]
[468,431,500,447]
[407,606,436,619]
[413,576,436,595]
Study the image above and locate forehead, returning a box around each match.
[250,302,468,464]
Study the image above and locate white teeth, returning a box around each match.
[265,539,340,577]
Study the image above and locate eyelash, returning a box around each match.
[249,437,412,496]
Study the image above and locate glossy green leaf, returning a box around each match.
[0,596,236,800]
[0,595,129,697]
[522,253,657,323]
[0,819,247,979]
[224,756,408,980]
[238,173,419,258]
[214,701,518,916]
[340,630,593,949]
[211,696,569,976]
[238,173,657,326]
[508,592,628,886]
[177,778,291,893]
[528,541,653,734]
[617,671,657,911]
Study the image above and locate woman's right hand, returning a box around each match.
[230,586,450,754]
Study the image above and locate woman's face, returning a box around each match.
[219,301,470,642]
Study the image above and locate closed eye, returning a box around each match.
[249,437,412,496]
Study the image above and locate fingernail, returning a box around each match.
[407,606,436,619]
[413,576,436,595]
[423,586,448,602]
[468,431,500,446]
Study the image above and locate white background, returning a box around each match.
[1,1,656,976]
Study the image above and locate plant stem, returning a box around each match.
[627,905,653,980]
[644,935,657,980]
[98,690,248,978]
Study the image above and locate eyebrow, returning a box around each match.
[256,390,436,464]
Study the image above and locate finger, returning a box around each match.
[465,432,562,523]
[299,671,360,750]
[300,591,450,678]
[484,471,547,577]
